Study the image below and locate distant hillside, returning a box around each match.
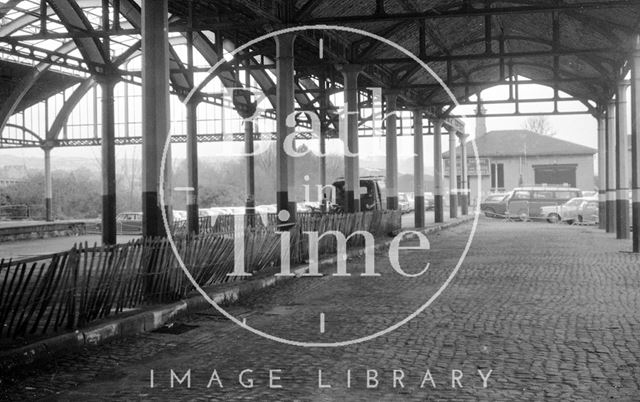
[359,155,434,175]
[0,152,436,185]
[398,173,435,193]
[0,153,102,172]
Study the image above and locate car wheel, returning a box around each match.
[577,215,583,223]
[566,219,575,225]
[547,213,560,223]
[484,208,495,218]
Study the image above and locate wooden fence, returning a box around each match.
[0,210,400,343]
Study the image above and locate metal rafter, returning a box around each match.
[0,0,23,19]
[47,0,109,72]
[294,0,323,21]
[2,0,638,149]
[297,1,637,24]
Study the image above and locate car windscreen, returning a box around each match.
[564,199,584,207]
[512,190,530,200]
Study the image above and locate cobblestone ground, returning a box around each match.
[2,218,640,401]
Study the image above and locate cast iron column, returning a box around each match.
[275,33,296,227]
[98,74,117,244]
[631,37,640,252]
[185,12,199,236]
[244,118,256,215]
[319,71,328,201]
[43,146,52,221]
[186,96,199,234]
[339,65,362,212]
[413,109,425,227]
[141,0,170,238]
[385,92,399,210]
[433,119,444,223]
[597,113,606,230]
[616,82,630,239]
[448,126,458,219]
[606,100,617,233]
[232,82,259,221]
[458,133,469,215]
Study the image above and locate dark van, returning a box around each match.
[506,186,582,220]
[329,176,387,211]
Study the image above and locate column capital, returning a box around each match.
[385,90,402,108]
[274,32,296,59]
[592,103,607,119]
[235,103,257,119]
[335,63,363,75]
[232,88,257,118]
[180,91,202,106]
[384,88,403,96]
[618,80,630,91]
[40,141,55,151]
[94,72,119,87]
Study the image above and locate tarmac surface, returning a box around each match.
[2,217,640,400]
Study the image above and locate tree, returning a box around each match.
[523,116,556,137]
[2,169,102,219]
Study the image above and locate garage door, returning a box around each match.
[533,164,577,187]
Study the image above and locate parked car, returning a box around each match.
[480,193,510,218]
[556,197,632,226]
[172,210,187,221]
[227,207,246,215]
[116,211,143,233]
[580,199,600,223]
[398,192,414,214]
[540,197,597,224]
[255,204,277,214]
[506,186,582,220]
[296,202,312,213]
[424,192,435,210]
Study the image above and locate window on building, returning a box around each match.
[533,164,577,187]
[491,164,495,188]
[491,163,504,191]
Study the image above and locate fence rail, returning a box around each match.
[0,205,30,220]
[0,210,400,344]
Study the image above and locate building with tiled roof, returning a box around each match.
[443,119,596,205]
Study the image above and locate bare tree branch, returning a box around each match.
[523,116,556,137]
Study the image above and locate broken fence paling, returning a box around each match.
[0,210,400,341]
